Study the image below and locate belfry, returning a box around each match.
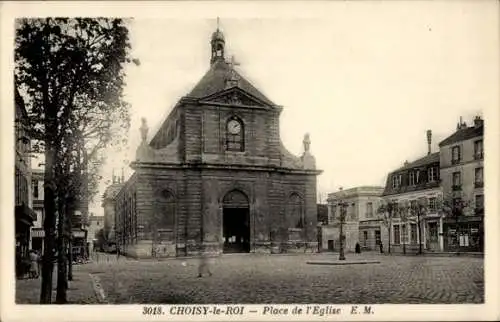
[113,22,322,258]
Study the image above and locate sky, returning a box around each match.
[18,2,496,215]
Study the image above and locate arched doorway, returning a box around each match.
[222,190,250,253]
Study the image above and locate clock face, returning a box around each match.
[227,120,241,134]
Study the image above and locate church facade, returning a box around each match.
[113,26,322,258]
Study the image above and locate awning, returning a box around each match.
[31,228,45,238]
[15,204,36,226]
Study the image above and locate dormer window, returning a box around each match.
[428,167,438,182]
[226,117,244,152]
[392,174,402,188]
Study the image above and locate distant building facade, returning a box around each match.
[324,186,384,252]
[439,116,484,252]
[15,88,36,259]
[87,214,104,249]
[30,167,90,256]
[113,26,321,258]
[102,175,125,242]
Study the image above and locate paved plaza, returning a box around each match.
[16,253,484,304]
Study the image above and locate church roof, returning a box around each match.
[102,183,124,202]
[186,59,276,106]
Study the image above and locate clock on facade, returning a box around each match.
[227,119,242,134]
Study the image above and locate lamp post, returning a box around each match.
[337,188,347,260]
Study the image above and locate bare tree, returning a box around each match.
[377,200,397,254]
[398,201,409,255]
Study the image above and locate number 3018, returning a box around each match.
[143,306,163,315]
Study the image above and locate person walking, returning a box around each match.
[197,250,212,278]
[379,241,384,254]
[28,250,39,279]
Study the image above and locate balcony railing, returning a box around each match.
[451,159,461,165]
[452,185,462,191]
[474,181,484,188]
[474,152,484,160]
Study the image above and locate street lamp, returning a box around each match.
[338,202,347,260]
[337,188,347,261]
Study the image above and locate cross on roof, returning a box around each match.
[229,55,240,68]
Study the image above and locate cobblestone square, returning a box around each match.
[83,253,484,304]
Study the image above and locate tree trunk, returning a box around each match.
[388,225,392,254]
[68,201,74,281]
[68,238,73,280]
[56,195,68,304]
[417,212,423,255]
[40,146,57,304]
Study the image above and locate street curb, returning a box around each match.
[307,260,381,266]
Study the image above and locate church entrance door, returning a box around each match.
[222,190,250,253]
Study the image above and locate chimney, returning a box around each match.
[121,168,125,183]
[474,115,483,128]
[457,116,468,130]
[112,169,115,184]
[426,130,432,155]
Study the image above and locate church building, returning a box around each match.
[113,25,322,258]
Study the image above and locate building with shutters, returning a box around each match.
[113,25,322,258]
[438,116,484,252]
[15,88,36,262]
[382,130,443,253]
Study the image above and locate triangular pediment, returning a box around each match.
[199,87,272,109]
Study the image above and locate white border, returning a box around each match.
[1,1,499,321]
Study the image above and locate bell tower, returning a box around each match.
[210,18,225,65]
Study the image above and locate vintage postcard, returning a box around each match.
[1,1,499,321]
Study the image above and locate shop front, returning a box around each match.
[15,204,36,278]
[443,216,483,252]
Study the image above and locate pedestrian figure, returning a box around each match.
[197,250,212,278]
[355,242,361,254]
[379,242,384,254]
[28,250,39,279]
[116,245,121,260]
[36,250,42,276]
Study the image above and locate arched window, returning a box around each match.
[154,190,176,230]
[216,44,224,57]
[226,116,244,152]
[288,193,304,228]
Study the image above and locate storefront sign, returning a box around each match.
[471,228,479,233]
[31,229,45,238]
[72,231,86,238]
